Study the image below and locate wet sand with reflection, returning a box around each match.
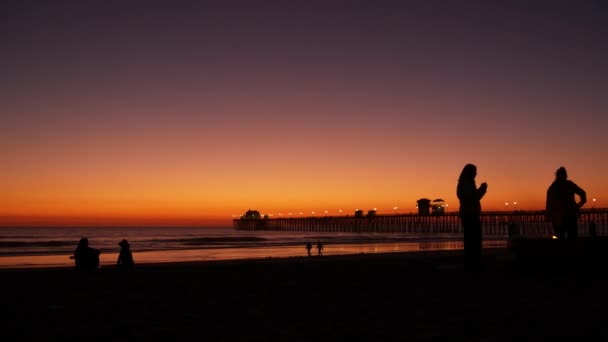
[0,239,507,269]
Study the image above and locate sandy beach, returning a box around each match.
[4,245,608,341]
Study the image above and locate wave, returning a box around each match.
[0,240,75,248]
[151,236,268,245]
[0,236,49,240]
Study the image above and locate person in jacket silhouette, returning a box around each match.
[546,167,586,240]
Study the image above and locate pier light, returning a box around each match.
[324,210,328,214]
[373,208,377,211]
[339,209,343,213]
[393,206,398,210]
[593,198,597,207]
[505,202,509,206]
[312,211,315,215]
[299,212,303,215]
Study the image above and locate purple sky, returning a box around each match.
[2,0,607,225]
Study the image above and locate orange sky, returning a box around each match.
[1,2,606,227]
[2,109,605,227]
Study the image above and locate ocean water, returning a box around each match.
[0,227,507,269]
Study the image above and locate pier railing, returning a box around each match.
[233,209,608,238]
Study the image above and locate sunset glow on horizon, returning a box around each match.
[2,1,607,227]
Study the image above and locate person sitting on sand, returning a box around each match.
[73,237,100,271]
[306,242,313,256]
[316,241,323,256]
[116,239,135,270]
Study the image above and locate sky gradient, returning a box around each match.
[2,0,607,227]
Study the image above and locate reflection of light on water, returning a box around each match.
[0,252,122,269]
[0,240,508,269]
[419,241,463,250]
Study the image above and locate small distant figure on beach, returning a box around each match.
[457,163,487,272]
[73,237,100,271]
[316,240,323,256]
[306,242,313,256]
[116,239,135,270]
[546,166,587,241]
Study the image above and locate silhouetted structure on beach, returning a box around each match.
[234,209,607,236]
[355,209,364,218]
[432,199,446,216]
[366,209,376,219]
[242,210,261,220]
[73,237,100,271]
[238,209,267,229]
[417,198,431,216]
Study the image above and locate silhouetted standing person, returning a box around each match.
[316,240,323,256]
[546,167,586,241]
[457,164,487,271]
[116,239,135,270]
[73,237,100,271]
[306,242,313,256]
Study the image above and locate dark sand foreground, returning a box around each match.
[5,243,608,341]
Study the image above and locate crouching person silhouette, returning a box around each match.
[73,237,100,271]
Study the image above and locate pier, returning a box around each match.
[233,209,608,238]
